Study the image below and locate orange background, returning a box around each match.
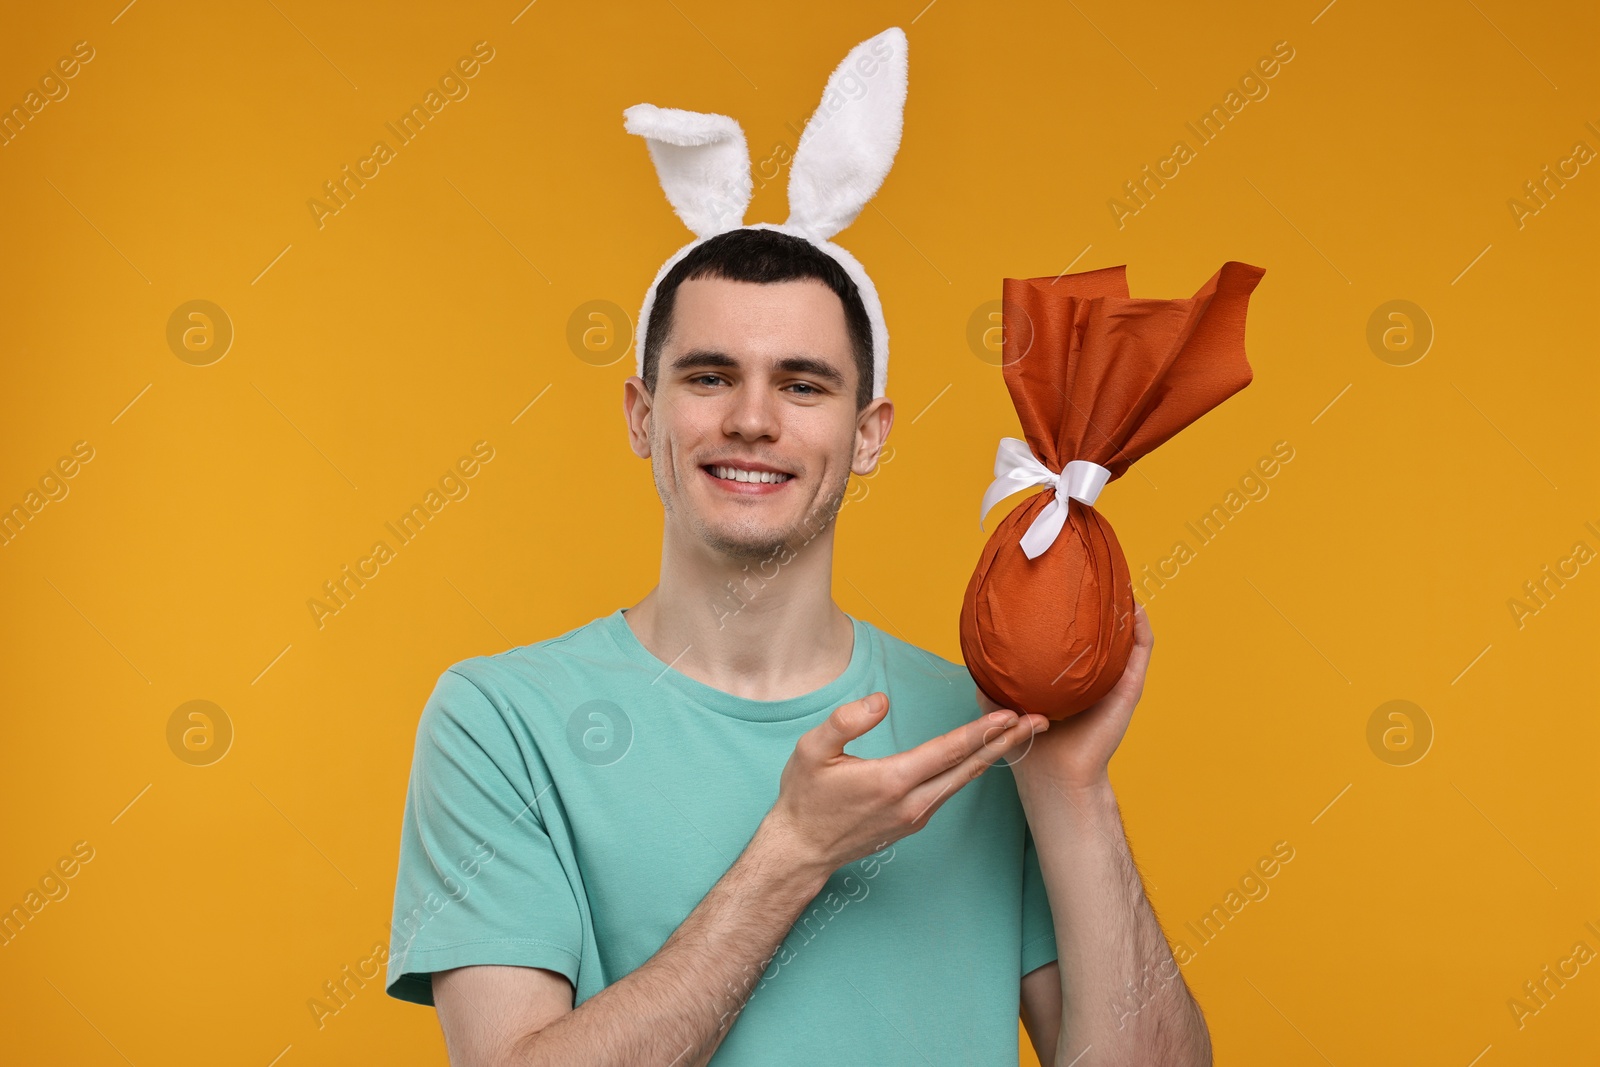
[1,1,1595,1064]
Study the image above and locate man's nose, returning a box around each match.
[722,381,780,439]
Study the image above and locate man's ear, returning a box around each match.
[623,376,654,459]
[852,396,894,475]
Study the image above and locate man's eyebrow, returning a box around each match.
[667,350,739,375]
[775,356,848,388]
[668,349,848,389]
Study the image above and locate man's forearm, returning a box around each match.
[1017,775,1210,1066]
[511,815,830,1067]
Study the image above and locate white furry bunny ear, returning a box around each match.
[785,26,908,241]
[622,104,753,238]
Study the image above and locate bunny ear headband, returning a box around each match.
[623,25,908,400]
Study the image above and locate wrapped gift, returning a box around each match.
[959,261,1266,719]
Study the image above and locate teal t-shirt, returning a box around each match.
[386,607,1059,1063]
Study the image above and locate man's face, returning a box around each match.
[625,275,890,562]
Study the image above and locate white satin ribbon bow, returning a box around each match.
[978,437,1112,561]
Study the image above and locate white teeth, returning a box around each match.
[711,465,791,484]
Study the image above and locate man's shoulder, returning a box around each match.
[426,610,623,716]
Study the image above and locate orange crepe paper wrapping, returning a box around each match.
[960,261,1266,719]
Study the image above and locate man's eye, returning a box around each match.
[691,374,724,387]
[787,382,821,395]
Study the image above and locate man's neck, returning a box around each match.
[625,526,855,702]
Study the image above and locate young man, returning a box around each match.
[385,228,1210,1065]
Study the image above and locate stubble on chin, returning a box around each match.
[702,526,788,564]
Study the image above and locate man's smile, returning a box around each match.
[701,463,797,493]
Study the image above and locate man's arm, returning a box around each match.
[432,691,1047,1066]
[993,605,1211,1066]
[435,813,829,1067]
[1017,776,1208,1066]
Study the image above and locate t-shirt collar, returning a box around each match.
[603,608,873,722]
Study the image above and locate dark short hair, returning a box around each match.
[641,228,874,411]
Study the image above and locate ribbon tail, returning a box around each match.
[1018,494,1069,559]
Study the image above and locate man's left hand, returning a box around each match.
[977,602,1154,795]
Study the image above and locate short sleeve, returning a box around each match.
[386,667,586,1006]
[1020,822,1058,977]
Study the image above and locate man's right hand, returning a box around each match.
[434,695,1048,1067]
[763,693,1050,879]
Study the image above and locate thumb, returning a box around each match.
[813,692,888,757]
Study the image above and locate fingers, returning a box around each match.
[1118,604,1154,697]
[903,715,1047,825]
[809,692,889,758]
[884,709,1029,789]
[1133,602,1153,650]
